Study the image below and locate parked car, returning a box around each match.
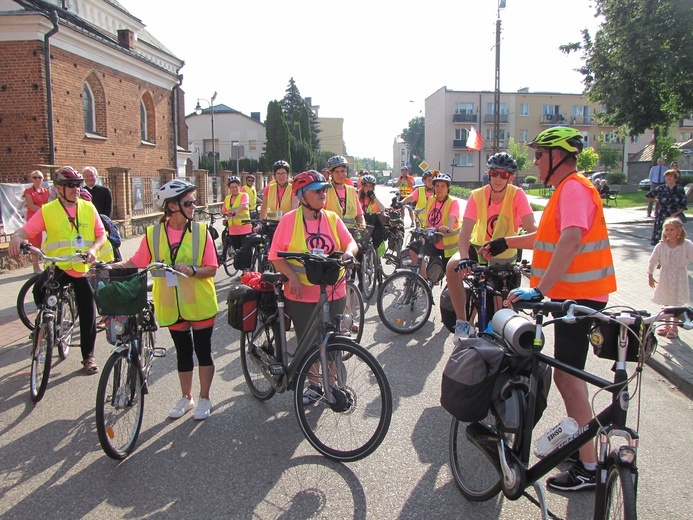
[386,178,397,186]
[351,176,359,185]
[639,178,651,191]
[588,171,607,185]
[413,176,423,188]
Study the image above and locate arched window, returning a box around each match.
[83,83,96,134]
[140,99,148,141]
[83,72,106,137]
[140,92,156,144]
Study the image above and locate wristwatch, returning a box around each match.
[190,265,197,277]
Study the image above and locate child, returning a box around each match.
[648,217,693,338]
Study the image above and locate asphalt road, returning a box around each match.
[1,185,691,519]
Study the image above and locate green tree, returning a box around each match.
[654,134,682,163]
[281,78,321,153]
[596,134,621,171]
[506,138,530,173]
[401,116,425,171]
[577,147,600,172]
[560,0,693,158]
[264,100,291,168]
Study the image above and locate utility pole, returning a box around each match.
[493,1,503,153]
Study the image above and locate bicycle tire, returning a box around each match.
[602,461,637,520]
[17,274,40,331]
[381,235,402,277]
[56,285,77,360]
[340,281,364,345]
[95,350,145,460]
[294,338,392,462]
[360,245,378,300]
[240,322,277,401]
[221,238,238,277]
[377,271,432,334]
[30,315,53,403]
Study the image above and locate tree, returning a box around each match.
[577,147,600,172]
[561,0,693,158]
[654,134,682,163]
[507,138,530,173]
[281,78,321,153]
[264,100,291,168]
[401,116,425,171]
[596,134,621,171]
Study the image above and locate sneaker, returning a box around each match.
[168,397,194,419]
[302,384,324,405]
[453,321,472,342]
[193,398,213,420]
[546,461,596,492]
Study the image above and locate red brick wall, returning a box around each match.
[0,40,179,182]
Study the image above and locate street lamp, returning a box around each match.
[195,91,217,176]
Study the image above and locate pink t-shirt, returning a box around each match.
[128,224,219,269]
[269,209,355,302]
[426,197,461,250]
[464,187,533,243]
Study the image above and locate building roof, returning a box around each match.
[186,104,265,126]
[628,140,693,164]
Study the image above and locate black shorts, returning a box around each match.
[552,298,607,370]
[408,241,448,266]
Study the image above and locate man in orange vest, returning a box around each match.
[482,127,617,493]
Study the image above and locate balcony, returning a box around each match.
[679,117,693,128]
[483,114,509,124]
[453,113,477,123]
[570,116,594,126]
[453,139,467,149]
[541,114,566,125]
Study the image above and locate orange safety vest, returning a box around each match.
[530,173,617,299]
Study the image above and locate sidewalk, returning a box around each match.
[2,200,692,398]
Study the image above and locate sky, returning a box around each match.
[117,0,603,166]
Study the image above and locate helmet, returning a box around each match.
[422,170,434,180]
[79,188,92,201]
[273,160,291,173]
[227,176,241,185]
[528,127,584,154]
[54,166,84,185]
[292,170,332,198]
[155,179,196,210]
[360,169,370,176]
[361,174,377,185]
[245,174,255,180]
[326,155,348,170]
[487,152,518,173]
[432,172,452,186]
[400,165,409,172]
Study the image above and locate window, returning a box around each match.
[140,100,147,141]
[203,139,219,158]
[249,139,257,151]
[485,129,508,141]
[455,102,474,115]
[486,102,507,115]
[83,83,95,134]
[520,104,529,117]
[519,129,529,142]
[454,153,474,167]
[543,104,560,115]
[139,93,155,144]
[572,105,590,118]
[455,128,469,141]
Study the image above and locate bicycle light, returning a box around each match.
[46,295,58,308]
[618,446,636,465]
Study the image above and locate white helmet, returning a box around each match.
[155,179,196,210]
[432,172,452,186]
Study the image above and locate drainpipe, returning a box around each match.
[44,10,59,166]
[171,73,183,176]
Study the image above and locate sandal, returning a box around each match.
[81,358,99,375]
[666,330,678,339]
[657,327,671,337]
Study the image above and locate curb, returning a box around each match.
[647,350,693,399]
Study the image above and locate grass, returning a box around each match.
[523,188,651,210]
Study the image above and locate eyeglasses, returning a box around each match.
[32,176,43,180]
[62,182,82,189]
[181,199,197,208]
[489,169,510,180]
[247,179,254,182]
[309,188,328,194]
[534,151,544,161]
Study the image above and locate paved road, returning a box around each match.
[0,188,691,519]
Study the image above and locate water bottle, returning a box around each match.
[534,417,579,458]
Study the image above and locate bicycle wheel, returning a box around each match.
[30,315,53,403]
[17,274,40,331]
[602,461,637,520]
[56,285,77,360]
[377,271,432,334]
[343,281,364,345]
[359,245,378,300]
[240,321,277,401]
[95,350,144,460]
[294,338,392,462]
[381,235,402,277]
[221,237,238,277]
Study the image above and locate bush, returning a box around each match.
[606,172,626,185]
[450,185,472,200]
[524,175,538,184]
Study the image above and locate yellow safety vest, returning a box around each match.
[414,186,431,226]
[424,196,460,258]
[470,184,521,261]
[325,184,359,224]
[287,208,345,287]
[224,193,250,229]
[42,198,97,273]
[398,176,414,197]
[241,184,257,210]
[146,222,218,326]
[266,181,292,220]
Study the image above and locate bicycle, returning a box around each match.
[448,299,680,519]
[241,218,278,273]
[378,208,405,278]
[18,243,83,402]
[376,226,444,334]
[236,252,392,462]
[87,262,180,459]
[195,208,236,277]
[348,224,379,300]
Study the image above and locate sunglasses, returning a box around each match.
[181,199,197,208]
[62,182,82,189]
[32,176,43,180]
[534,150,544,161]
[489,170,510,180]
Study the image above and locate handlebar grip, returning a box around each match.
[513,300,575,314]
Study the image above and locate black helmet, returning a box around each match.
[487,153,518,173]
[273,160,291,173]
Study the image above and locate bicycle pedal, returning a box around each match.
[153,348,167,358]
[268,363,284,375]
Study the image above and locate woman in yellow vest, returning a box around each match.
[445,153,536,342]
[117,180,219,421]
[324,155,365,226]
[9,166,108,375]
[260,160,296,221]
[241,173,257,214]
[269,170,358,404]
[400,169,434,226]
[357,173,386,252]
[222,176,251,251]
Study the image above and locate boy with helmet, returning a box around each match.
[446,152,536,342]
[223,176,251,250]
[9,166,108,375]
[260,160,296,221]
[117,179,219,420]
[241,174,257,213]
[483,127,617,492]
[324,155,365,226]
[400,169,434,227]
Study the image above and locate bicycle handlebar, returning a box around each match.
[277,251,356,268]
[20,242,88,264]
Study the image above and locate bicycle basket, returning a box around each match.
[590,316,647,362]
[90,270,148,316]
[304,257,342,286]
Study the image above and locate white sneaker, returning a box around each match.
[169,397,194,419]
[453,321,472,342]
[193,398,213,420]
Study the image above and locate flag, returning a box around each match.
[499,0,506,9]
[466,126,482,151]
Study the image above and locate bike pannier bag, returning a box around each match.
[440,337,505,422]
[439,286,457,333]
[233,236,260,271]
[227,284,259,332]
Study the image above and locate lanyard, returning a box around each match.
[302,209,323,242]
[166,222,189,264]
[59,200,79,232]
[276,184,287,209]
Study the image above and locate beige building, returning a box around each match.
[318,117,346,156]
[423,86,651,183]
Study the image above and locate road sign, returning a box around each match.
[418,161,429,171]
